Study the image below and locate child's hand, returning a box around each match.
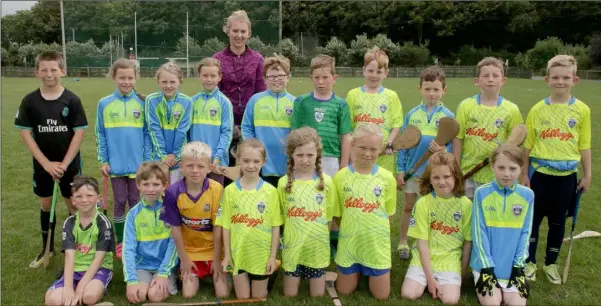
[126,283,145,304]
[396,173,405,190]
[100,164,110,177]
[181,257,198,281]
[150,276,169,299]
[221,256,233,273]
[428,141,444,154]
[578,176,591,192]
[163,154,177,168]
[61,287,76,306]
[266,257,277,275]
[385,143,395,155]
[427,278,442,299]
[74,282,86,305]
[43,161,65,180]
[233,125,241,140]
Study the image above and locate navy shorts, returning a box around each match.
[284,265,325,279]
[337,263,390,277]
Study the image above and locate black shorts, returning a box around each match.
[33,167,80,198]
[284,265,325,279]
[236,270,269,281]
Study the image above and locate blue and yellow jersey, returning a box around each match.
[145,91,192,169]
[241,90,296,177]
[95,90,151,177]
[470,180,534,282]
[525,97,591,176]
[189,88,234,167]
[122,199,178,285]
[397,102,454,178]
[347,86,403,173]
[456,94,523,183]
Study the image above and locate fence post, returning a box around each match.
[87,67,90,78]
[586,70,589,80]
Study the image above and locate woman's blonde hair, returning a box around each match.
[197,57,221,75]
[284,127,324,193]
[419,152,465,197]
[156,62,184,84]
[109,58,146,100]
[223,10,252,35]
[364,46,389,70]
[351,122,383,141]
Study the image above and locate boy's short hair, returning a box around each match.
[476,57,505,77]
[181,141,212,161]
[264,54,291,76]
[364,46,389,70]
[420,65,446,88]
[35,51,65,70]
[71,175,100,194]
[136,162,169,185]
[547,55,577,75]
[310,54,336,75]
[197,57,221,75]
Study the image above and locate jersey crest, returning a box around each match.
[315,193,324,204]
[512,204,523,216]
[133,109,141,119]
[210,108,217,117]
[62,106,69,117]
[257,201,266,213]
[379,104,387,113]
[568,118,576,128]
[315,111,324,122]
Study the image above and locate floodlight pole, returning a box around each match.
[279,1,282,42]
[60,0,67,73]
[186,11,190,78]
[135,11,138,59]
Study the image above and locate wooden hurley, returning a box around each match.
[380,124,422,155]
[142,298,267,306]
[403,117,459,181]
[462,124,527,180]
[325,271,342,306]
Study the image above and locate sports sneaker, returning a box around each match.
[29,250,53,268]
[398,243,410,261]
[543,264,561,285]
[115,243,123,260]
[524,262,537,281]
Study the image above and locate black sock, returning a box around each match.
[40,210,50,253]
[49,213,56,253]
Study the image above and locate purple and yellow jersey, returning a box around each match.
[456,94,523,183]
[160,178,223,261]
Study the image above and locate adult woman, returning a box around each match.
[214,10,266,177]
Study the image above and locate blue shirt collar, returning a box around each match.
[544,96,575,105]
[266,89,287,98]
[476,93,503,106]
[113,89,134,101]
[235,178,264,191]
[360,86,384,94]
[348,164,379,175]
[491,179,517,194]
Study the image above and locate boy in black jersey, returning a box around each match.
[14,51,88,268]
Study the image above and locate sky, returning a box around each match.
[2,1,37,17]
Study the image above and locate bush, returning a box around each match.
[347,34,372,66]
[397,42,430,67]
[562,44,591,70]
[200,37,226,57]
[248,36,276,57]
[522,37,564,69]
[588,33,601,67]
[316,36,349,66]
[451,45,515,66]
[173,36,201,57]
[276,38,303,66]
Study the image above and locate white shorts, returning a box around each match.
[405,267,461,287]
[169,169,183,185]
[472,271,518,293]
[465,179,483,199]
[136,269,178,295]
[403,178,420,194]
[322,156,340,177]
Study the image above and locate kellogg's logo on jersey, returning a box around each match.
[76,242,92,254]
[344,197,379,213]
[287,207,323,221]
[540,128,574,141]
[465,127,498,142]
[231,213,263,227]
[354,113,385,124]
[430,221,460,235]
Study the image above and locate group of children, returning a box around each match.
[15,49,591,306]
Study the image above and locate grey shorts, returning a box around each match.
[137,269,178,295]
[465,179,483,199]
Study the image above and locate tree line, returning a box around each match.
[2,1,601,68]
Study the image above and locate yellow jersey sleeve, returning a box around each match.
[387,89,403,129]
[384,170,397,216]
[461,196,473,241]
[578,102,591,150]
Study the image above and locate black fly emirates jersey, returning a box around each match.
[14,88,88,171]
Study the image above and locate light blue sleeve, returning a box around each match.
[471,190,496,269]
[216,98,233,166]
[171,98,192,158]
[514,190,534,267]
[95,101,109,165]
[146,96,168,160]
[122,210,139,285]
[158,235,179,277]
[241,97,256,140]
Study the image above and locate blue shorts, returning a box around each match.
[284,265,325,279]
[337,263,390,277]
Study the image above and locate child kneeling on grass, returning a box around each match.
[400,152,471,305]
[123,162,178,304]
[45,176,115,306]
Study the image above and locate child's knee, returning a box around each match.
[371,288,390,300]
[44,291,62,306]
[147,290,167,303]
[82,291,102,305]
[441,294,460,305]
[403,200,415,213]
[236,291,251,299]
[400,288,422,300]
[478,294,502,306]
[214,282,230,298]
[182,287,197,299]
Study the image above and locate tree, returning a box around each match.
[589,33,601,67]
